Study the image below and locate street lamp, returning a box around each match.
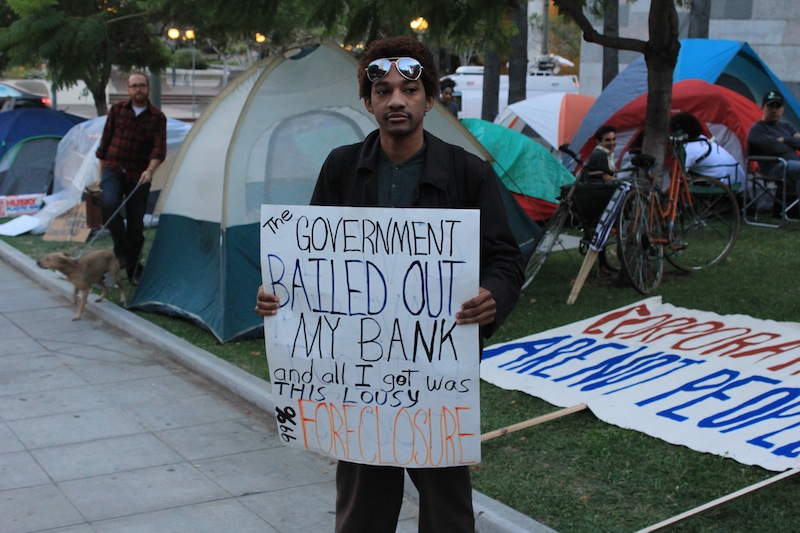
[410,17,428,40]
[255,33,267,60]
[168,27,197,118]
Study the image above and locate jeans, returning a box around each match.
[771,159,800,196]
[101,167,150,273]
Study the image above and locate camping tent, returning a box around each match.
[16,116,192,234]
[575,79,762,185]
[0,108,85,160]
[462,118,575,222]
[0,137,61,196]
[130,43,541,343]
[0,109,85,197]
[571,39,800,156]
[495,93,595,153]
[53,116,192,210]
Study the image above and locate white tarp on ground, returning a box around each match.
[481,297,800,472]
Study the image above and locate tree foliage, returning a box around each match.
[0,0,296,115]
[0,0,534,117]
[307,0,518,52]
[0,0,171,115]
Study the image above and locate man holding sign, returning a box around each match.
[256,36,523,532]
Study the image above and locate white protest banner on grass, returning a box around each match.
[260,205,481,467]
[481,297,800,472]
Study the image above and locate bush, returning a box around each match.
[171,48,208,70]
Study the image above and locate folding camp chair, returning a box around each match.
[742,155,800,228]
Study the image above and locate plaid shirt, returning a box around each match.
[96,99,167,183]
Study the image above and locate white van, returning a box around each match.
[444,65,579,120]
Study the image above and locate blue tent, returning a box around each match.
[571,39,800,156]
[0,108,85,160]
[0,109,86,196]
[461,118,575,221]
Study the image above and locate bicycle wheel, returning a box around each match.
[522,203,570,289]
[600,234,622,274]
[617,189,664,294]
[666,176,740,271]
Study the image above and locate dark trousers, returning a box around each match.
[335,462,475,533]
[101,168,150,272]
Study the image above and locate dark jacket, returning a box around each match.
[748,120,800,174]
[311,129,523,339]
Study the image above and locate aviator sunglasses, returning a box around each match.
[365,57,424,83]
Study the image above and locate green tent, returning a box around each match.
[461,118,575,222]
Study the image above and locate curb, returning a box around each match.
[1,240,557,533]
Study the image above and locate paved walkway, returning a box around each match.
[0,241,556,533]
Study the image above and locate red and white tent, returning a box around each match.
[576,79,762,173]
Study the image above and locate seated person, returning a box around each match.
[583,124,617,182]
[669,112,744,190]
[748,90,800,196]
[579,124,619,278]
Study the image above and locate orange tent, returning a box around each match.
[496,92,596,152]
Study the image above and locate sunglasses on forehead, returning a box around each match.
[365,57,424,83]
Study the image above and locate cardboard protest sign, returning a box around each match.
[43,201,91,242]
[482,297,800,472]
[260,205,481,467]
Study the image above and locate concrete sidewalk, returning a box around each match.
[0,240,556,533]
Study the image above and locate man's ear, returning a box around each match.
[425,95,435,113]
[364,98,374,115]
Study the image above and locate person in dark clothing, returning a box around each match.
[584,124,617,182]
[747,89,800,194]
[96,72,167,285]
[255,36,523,532]
[439,77,459,117]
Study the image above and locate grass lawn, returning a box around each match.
[3,220,799,532]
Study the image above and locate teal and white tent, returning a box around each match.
[130,43,538,342]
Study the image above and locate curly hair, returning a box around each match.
[358,36,438,100]
[669,112,704,139]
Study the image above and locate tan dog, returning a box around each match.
[37,250,127,321]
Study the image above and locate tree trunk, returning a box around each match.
[688,0,712,39]
[641,0,681,184]
[508,1,528,105]
[91,83,109,116]
[482,45,501,121]
[602,0,619,89]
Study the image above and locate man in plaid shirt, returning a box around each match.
[96,71,167,285]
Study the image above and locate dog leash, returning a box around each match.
[75,182,144,258]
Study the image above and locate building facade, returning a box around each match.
[577,0,800,99]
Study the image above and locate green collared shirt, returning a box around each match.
[375,144,426,207]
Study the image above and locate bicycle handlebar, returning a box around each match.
[559,144,582,165]
[669,134,713,160]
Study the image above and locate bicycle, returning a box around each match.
[616,135,740,294]
[522,144,639,291]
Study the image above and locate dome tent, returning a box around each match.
[575,79,762,188]
[0,108,85,198]
[570,39,800,159]
[131,43,540,342]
